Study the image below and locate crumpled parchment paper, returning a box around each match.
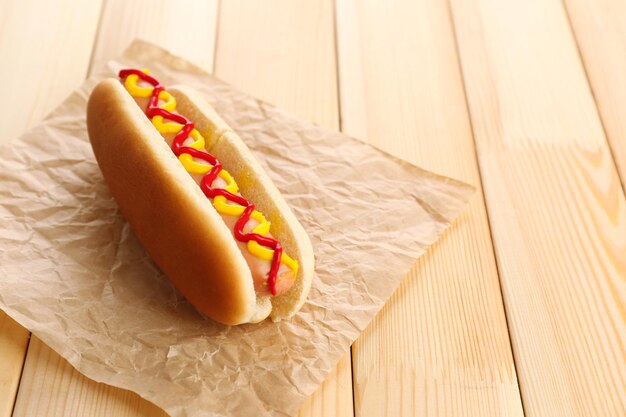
[0,40,473,417]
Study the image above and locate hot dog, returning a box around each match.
[86,69,314,325]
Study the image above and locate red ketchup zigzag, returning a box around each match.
[119,69,284,295]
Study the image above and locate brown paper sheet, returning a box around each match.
[0,41,473,417]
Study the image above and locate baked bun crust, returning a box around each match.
[87,78,313,324]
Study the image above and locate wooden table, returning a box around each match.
[1,0,624,416]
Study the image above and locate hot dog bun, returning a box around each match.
[87,78,313,325]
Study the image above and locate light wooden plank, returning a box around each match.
[12,337,167,417]
[563,0,626,190]
[0,1,102,416]
[448,0,626,415]
[0,0,102,144]
[0,313,29,417]
[12,1,218,416]
[215,2,349,417]
[336,1,524,416]
[90,0,218,73]
[215,0,339,128]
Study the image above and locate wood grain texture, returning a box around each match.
[297,353,354,417]
[215,2,350,417]
[215,0,339,129]
[0,0,102,144]
[449,0,626,415]
[0,313,29,417]
[0,1,102,416]
[91,0,218,72]
[336,1,524,416]
[12,337,166,417]
[10,1,218,416]
[563,0,626,190]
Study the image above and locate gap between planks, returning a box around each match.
[562,0,626,194]
[448,0,626,415]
